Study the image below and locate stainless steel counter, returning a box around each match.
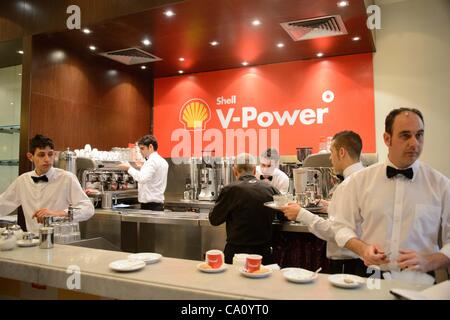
[93,208,314,232]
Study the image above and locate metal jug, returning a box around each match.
[59,148,77,176]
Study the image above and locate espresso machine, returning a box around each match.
[183,153,235,201]
[77,158,139,208]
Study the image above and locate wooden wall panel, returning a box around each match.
[28,35,152,152]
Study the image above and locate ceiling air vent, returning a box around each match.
[280,15,348,41]
[98,47,162,65]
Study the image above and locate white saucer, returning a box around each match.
[17,239,40,247]
[283,268,318,283]
[239,266,272,278]
[109,259,146,272]
[114,204,131,208]
[264,202,286,211]
[128,252,162,265]
[197,262,227,273]
[328,274,365,288]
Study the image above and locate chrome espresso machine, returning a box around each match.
[78,157,139,208]
[184,153,235,202]
[55,150,139,209]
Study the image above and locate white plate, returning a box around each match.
[264,202,286,211]
[283,268,318,283]
[128,252,162,265]
[109,259,146,272]
[197,262,227,273]
[114,204,131,208]
[239,266,273,278]
[17,239,40,247]
[328,274,365,288]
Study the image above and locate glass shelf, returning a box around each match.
[0,125,20,134]
[0,160,19,166]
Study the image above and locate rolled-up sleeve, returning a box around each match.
[331,178,361,248]
[298,208,335,242]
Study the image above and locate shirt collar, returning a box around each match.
[239,174,257,181]
[343,161,364,179]
[147,151,158,159]
[32,167,56,181]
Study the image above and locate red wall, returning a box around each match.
[154,53,375,158]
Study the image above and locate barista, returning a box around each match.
[118,135,168,211]
[256,148,289,194]
[0,134,94,233]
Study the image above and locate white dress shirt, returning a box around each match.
[255,166,290,194]
[296,162,365,259]
[0,167,94,234]
[128,151,168,204]
[332,159,450,270]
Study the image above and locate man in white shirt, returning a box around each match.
[333,108,450,276]
[118,135,168,211]
[281,131,365,274]
[256,148,289,194]
[0,134,94,234]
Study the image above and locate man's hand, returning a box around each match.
[318,199,329,213]
[134,160,144,169]
[32,209,67,223]
[280,203,301,221]
[397,249,450,273]
[361,244,389,266]
[117,161,131,171]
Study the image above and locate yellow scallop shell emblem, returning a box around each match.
[180,99,211,131]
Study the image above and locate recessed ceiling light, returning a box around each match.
[316,52,324,57]
[179,57,185,61]
[141,66,147,70]
[82,28,91,34]
[89,45,96,51]
[337,1,349,7]
[210,41,219,46]
[142,39,151,46]
[18,73,22,76]
[252,19,261,26]
[352,36,361,41]
[164,10,175,17]
[277,42,285,48]
[178,70,184,74]
[242,61,249,66]
[17,50,24,54]
[10,102,14,105]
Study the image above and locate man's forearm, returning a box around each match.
[344,238,367,257]
[427,252,450,271]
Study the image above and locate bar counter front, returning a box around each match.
[0,244,430,300]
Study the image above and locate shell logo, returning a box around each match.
[179,98,211,131]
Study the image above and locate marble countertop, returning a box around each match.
[0,245,429,300]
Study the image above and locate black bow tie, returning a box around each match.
[386,166,413,180]
[260,175,273,181]
[31,175,49,183]
[336,174,345,182]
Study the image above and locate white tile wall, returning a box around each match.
[0,65,22,193]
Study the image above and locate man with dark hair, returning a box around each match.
[281,130,365,274]
[118,134,168,211]
[333,108,449,277]
[0,134,94,233]
[209,153,280,264]
[256,148,290,194]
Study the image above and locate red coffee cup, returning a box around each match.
[206,250,224,269]
[245,254,262,273]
